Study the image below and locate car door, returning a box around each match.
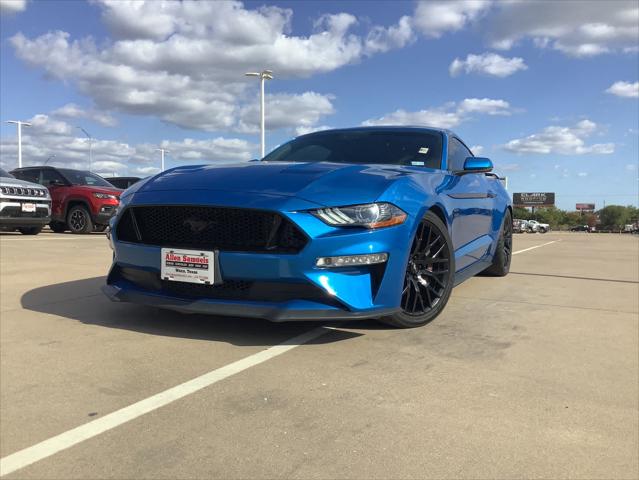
[40,169,68,219]
[442,137,496,271]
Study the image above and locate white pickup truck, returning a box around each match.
[526,220,550,233]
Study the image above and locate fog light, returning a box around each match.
[316,253,388,268]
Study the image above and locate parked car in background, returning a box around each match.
[570,225,591,232]
[0,168,51,235]
[104,176,141,190]
[526,219,549,233]
[513,218,528,233]
[11,166,122,234]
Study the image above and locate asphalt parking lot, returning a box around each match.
[0,231,637,479]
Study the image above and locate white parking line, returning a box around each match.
[512,240,558,255]
[0,326,330,477]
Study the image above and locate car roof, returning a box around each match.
[12,166,58,171]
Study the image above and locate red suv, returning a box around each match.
[11,166,123,234]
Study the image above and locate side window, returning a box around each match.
[14,169,40,184]
[447,138,472,171]
[41,169,66,186]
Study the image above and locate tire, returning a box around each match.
[483,210,512,277]
[380,211,455,328]
[539,227,547,233]
[67,205,93,234]
[18,226,43,235]
[49,221,67,233]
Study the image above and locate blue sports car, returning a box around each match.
[103,127,512,328]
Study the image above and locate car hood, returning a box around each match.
[0,176,45,189]
[134,162,423,207]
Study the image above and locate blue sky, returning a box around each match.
[0,0,637,209]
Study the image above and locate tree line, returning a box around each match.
[512,205,639,230]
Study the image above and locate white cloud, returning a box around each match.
[606,81,639,98]
[365,15,415,54]
[449,52,527,77]
[0,112,255,175]
[295,125,332,136]
[9,1,363,133]
[626,164,637,171]
[363,108,461,129]
[470,145,484,155]
[52,103,118,127]
[577,172,588,177]
[238,92,335,133]
[487,1,639,57]
[362,97,513,129]
[412,0,491,38]
[457,98,512,115]
[503,119,615,155]
[0,0,26,14]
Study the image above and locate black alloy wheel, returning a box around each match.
[401,220,451,315]
[381,211,455,328]
[67,206,94,234]
[482,209,512,277]
[503,216,513,268]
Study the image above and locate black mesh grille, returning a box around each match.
[116,206,307,253]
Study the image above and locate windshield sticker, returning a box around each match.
[411,161,425,166]
[418,147,429,155]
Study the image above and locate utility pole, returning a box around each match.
[244,69,273,158]
[77,126,93,172]
[5,120,32,168]
[44,154,56,165]
[156,148,169,172]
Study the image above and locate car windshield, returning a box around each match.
[0,168,15,178]
[263,130,443,169]
[58,169,114,187]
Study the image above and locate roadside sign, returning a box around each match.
[513,192,555,207]
[576,203,595,211]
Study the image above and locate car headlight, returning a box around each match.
[311,202,407,229]
[93,192,118,200]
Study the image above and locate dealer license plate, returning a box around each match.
[21,203,36,213]
[161,248,215,285]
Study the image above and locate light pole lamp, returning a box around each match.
[5,120,32,168]
[155,148,169,172]
[245,69,273,158]
[77,126,93,172]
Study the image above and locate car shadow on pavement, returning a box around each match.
[20,276,363,347]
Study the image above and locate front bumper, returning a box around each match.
[0,199,51,227]
[105,198,415,322]
[93,204,118,225]
[102,284,399,321]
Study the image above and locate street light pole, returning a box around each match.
[5,120,32,168]
[44,154,56,165]
[155,148,169,172]
[77,126,93,172]
[244,69,273,158]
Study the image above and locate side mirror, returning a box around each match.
[48,179,65,187]
[461,157,493,174]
